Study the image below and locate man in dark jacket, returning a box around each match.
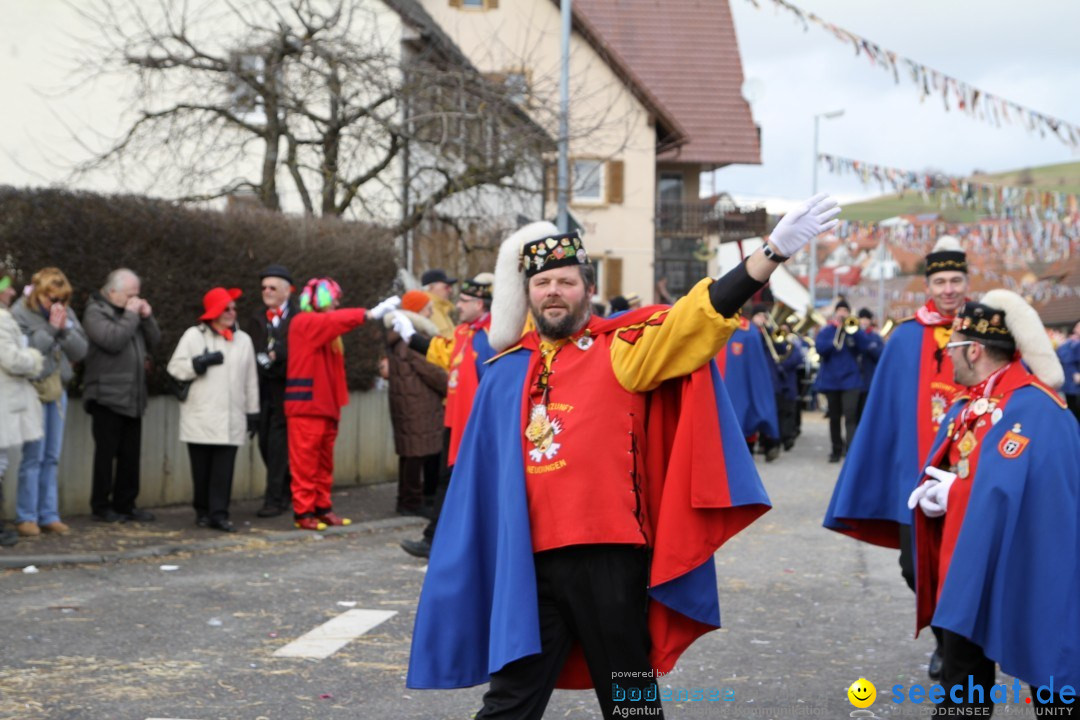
[82,268,161,522]
[249,265,299,517]
[855,308,884,423]
[814,299,870,462]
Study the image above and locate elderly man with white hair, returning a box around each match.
[82,268,161,523]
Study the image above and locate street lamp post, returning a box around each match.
[556,0,572,233]
[809,109,844,313]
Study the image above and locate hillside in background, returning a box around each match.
[840,160,1080,223]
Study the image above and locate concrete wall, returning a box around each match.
[1,391,398,519]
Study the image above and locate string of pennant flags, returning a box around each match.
[801,215,1080,303]
[818,153,1080,222]
[744,0,1080,148]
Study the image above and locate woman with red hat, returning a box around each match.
[166,287,259,532]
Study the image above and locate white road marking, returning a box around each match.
[273,609,397,659]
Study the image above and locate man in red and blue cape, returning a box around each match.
[393,273,496,558]
[715,302,781,453]
[906,291,1078,716]
[407,193,841,719]
[824,235,970,677]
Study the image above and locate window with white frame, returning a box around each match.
[572,158,604,204]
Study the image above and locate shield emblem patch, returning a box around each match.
[998,430,1029,459]
[731,342,744,356]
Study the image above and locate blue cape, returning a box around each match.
[823,320,924,547]
[721,324,779,438]
[918,386,1080,687]
[406,349,770,689]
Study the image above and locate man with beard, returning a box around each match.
[907,291,1077,716]
[824,235,969,678]
[408,194,841,719]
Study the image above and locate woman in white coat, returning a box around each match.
[0,268,44,547]
[167,287,259,532]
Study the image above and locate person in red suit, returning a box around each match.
[285,278,398,530]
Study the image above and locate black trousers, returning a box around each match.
[397,454,439,511]
[934,630,1074,717]
[422,453,441,498]
[856,390,870,424]
[825,389,860,456]
[89,403,143,516]
[477,545,663,720]
[257,392,291,510]
[422,429,453,542]
[777,393,798,445]
[188,444,239,523]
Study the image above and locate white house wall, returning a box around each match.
[418,1,659,303]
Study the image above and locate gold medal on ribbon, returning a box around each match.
[957,430,978,457]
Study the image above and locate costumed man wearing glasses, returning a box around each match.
[250,265,299,518]
[284,279,399,530]
[824,235,969,678]
[408,194,840,719]
[907,291,1078,716]
[393,273,496,559]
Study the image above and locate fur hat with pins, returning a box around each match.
[954,289,1064,388]
[489,221,589,352]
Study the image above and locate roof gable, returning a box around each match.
[572,0,761,167]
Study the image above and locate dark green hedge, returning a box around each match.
[0,187,398,395]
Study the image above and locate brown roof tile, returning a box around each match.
[571,0,761,167]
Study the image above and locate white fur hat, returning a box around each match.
[974,289,1064,388]
[488,221,561,352]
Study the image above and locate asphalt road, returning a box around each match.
[0,416,956,720]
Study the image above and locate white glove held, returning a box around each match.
[907,480,938,511]
[392,313,416,343]
[917,466,958,517]
[369,296,401,320]
[768,193,842,257]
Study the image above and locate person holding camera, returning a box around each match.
[83,268,161,523]
[167,287,259,532]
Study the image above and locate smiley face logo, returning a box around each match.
[847,678,876,708]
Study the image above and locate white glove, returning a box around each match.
[392,313,416,343]
[369,295,401,321]
[768,193,842,257]
[918,466,958,518]
[907,480,938,511]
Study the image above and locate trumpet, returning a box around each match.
[833,316,860,350]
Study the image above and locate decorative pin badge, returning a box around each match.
[575,334,594,351]
[957,457,970,479]
[990,408,1003,425]
[957,431,978,457]
[971,397,990,416]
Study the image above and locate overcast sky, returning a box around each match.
[710,0,1080,212]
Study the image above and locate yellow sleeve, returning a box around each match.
[610,277,739,393]
[426,335,454,371]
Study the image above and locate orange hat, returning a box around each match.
[200,287,242,321]
[401,290,431,314]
